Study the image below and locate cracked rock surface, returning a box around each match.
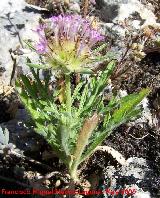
[0,0,42,85]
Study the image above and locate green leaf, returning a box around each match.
[112,89,150,124]
[20,75,37,98]
[80,88,150,163]
[58,124,70,156]
[24,40,36,51]
[77,83,88,116]
[30,68,47,98]
[71,81,84,105]
[92,43,107,53]
[27,63,51,69]
[35,123,47,137]
[92,52,116,62]
[81,60,116,116]
[79,68,93,74]
[103,111,111,127]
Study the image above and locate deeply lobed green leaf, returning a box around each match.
[16,60,150,181]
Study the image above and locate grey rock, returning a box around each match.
[137,98,159,128]
[1,108,44,154]
[96,0,120,23]
[69,2,80,13]
[133,190,151,198]
[103,157,153,198]
[0,0,42,85]
[96,0,158,36]
[96,0,159,62]
[124,157,150,179]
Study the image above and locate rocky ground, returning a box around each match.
[0,0,160,198]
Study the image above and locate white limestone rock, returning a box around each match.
[0,0,42,85]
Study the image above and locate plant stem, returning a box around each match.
[70,162,79,182]
[65,74,72,116]
[82,0,89,18]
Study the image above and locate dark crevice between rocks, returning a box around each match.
[0,101,13,123]
[95,0,119,23]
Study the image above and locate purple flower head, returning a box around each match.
[33,24,47,54]
[36,40,47,54]
[49,15,104,54]
[33,15,105,73]
[90,0,96,5]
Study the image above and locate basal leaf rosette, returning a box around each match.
[34,15,104,74]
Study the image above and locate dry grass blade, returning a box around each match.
[94,146,129,166]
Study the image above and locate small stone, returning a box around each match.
[132,43,138,50]
[90,0,96,5]
[55,179,61,187]
[43,179,51,186]
[69,2,80,13]
[81,179,91,191]
[137,44,144,51]
[134,191,151,198]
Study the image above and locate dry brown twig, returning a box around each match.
[0,86,14,102]
[129,133,150,140]
[82,0,89,18]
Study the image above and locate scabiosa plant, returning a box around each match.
[33,15,104,73]
[17,14,150,182]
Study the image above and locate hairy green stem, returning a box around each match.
[65,74,72,115]
[70,166,79,182]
